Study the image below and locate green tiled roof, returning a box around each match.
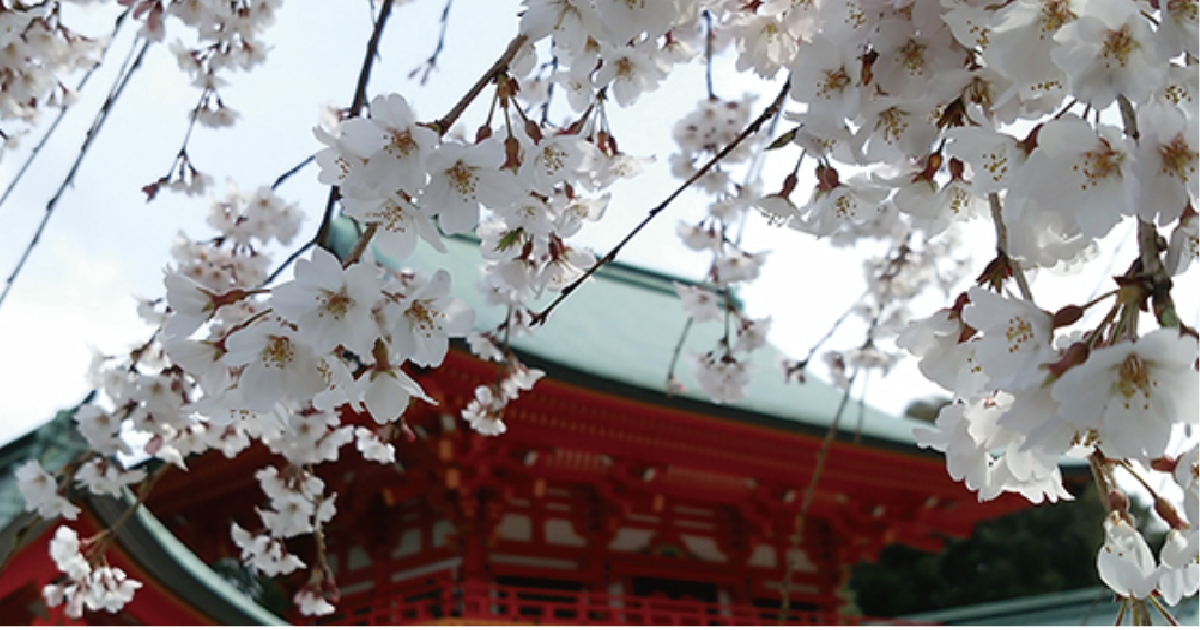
[327,217,930,452]
[903,586,1198,626]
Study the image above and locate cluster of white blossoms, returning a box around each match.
[0,0,108,159]
[13,0,1200,620]
[42,527,142,618]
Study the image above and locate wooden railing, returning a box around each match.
[304,577,928,626]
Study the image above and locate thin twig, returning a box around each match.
[665,317,695,388]
[271,153,315,190]
[531,80,792,327]
[261,241,314,287]
[408,0,455,85]
[1148,595,1179,626]
[0,10,131,215]
[0,38,150,314]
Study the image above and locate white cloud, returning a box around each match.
[0,241,152,446]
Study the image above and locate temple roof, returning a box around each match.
[328,216,935,451]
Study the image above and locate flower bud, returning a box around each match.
[1108,490,1129,517]
[1154,497,1186,530]
[1043,342,1090,379]
[1052,304,1085,328]
[1150,456,1178,474]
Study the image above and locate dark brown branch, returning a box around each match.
[430,34,529,136]
[270,153,316,190]
[530,80,791,327]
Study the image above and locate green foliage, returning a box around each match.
[848,484,1109,617]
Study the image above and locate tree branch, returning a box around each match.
[530,80,792,327]
[0,38,150,314]
[988,192,1034,301]
[430,34,528,136]
[0,9,131,215]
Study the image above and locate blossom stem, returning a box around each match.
[343,223,379,266]
[987,192,1034,302]
[1082,289,1119,311]
[779,366,859,621]
[1089,450,1115,509]
[531,79,792,327]
[1149,595,1179,626]
[664,316,694,388]
[1115,460,1163,503]
[1115,598,1129,625]
[1136,219,1178,327]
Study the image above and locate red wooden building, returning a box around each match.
[0,228,1060,625]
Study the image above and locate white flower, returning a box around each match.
[1051,329,1199,459]
[84,566,142,614]
[423,141,526,235]
[914,401,993,493]
[1157,529,1199,605]
[674,282,721,323]
[355,428,395,463]
[463,385,507,436]
[74,459,147,498]
[162,271,219,340]
[735,317,772,354]
[1007,116,1135,241]
[789,35,860,120]
[520,136,589,194]
[15,460,79,520]
[341,192,446,262]
[713,249,767,285]
[359,365,434,424]
[49,527,90,582]
[222,321,325,411]
[1135,100,1198,227]
[594,41,666,107]
[732,14,800,79]
[340,93,437,195]
[295,589,336,616]
[961,287,1055,391]
[1051,0,1165,108]
[694,353,751,404]
[231,524,305,576]
[1097,513,1159,599]
[272,249,383,357]
[500,364,544,400]
[388,269,474,367]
